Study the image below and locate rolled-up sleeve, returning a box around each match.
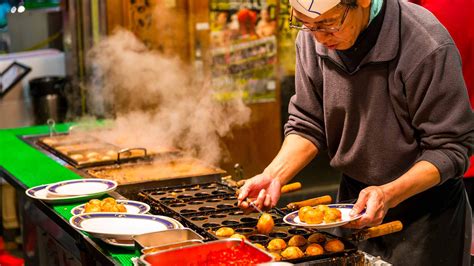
[284,40,327,151]
[406,44,474,183]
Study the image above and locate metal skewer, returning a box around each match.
[247,200,264,215]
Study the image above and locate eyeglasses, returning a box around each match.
[289,5,350,33]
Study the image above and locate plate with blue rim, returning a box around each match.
[69,213,183,240]
[25,184,108,204]
[71,200,151,215]
[283,204,365,229]
[46,178,117,197]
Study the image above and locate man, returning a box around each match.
[238,0,473,265]
[410,0,474,212]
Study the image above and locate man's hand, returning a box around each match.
[237,173,282,212]
[345,186,390,229]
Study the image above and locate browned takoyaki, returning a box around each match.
[324,239,345,252]
[281,246,304,259]
[267,238,287,251]
[306,243,324,256]
[216,227,235,237]
[288,235,307,247]
[308,233,327,244]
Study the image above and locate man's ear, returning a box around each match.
[357,0,371,8]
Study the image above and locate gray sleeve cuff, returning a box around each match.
[416,149,457,184]
[284,130,326,152]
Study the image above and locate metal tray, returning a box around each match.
[139,181,358,264]
[138,239,274,266]
[133,228,204,250]
[87,158,226,185]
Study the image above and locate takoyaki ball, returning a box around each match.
[324,239,345,252]
[86,151,99,159]
[229,234,247,240]
[253,243,266,250]
[303,209,324,224]
[100,202,114,212]
[101,156,112,161]
[101,197,116,206]
[270,252,282,261]
[324,208,342,223]
[281,246,304,260]
[316,205,330,214]
[267,238,287,251]
[116,204,127,212]
[306,244,324,256]
[84,203,101,213]
[257,213,274,234]
[298,206,313,222]
[216,227,235,237]
[109,205,120,212]
[70,154,84,161]
[88,199,101,206]
[288,235,307,247]
[308,233,326,244]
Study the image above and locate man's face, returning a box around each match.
[293,5,369,50]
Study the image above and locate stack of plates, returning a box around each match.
[26,178,183,248]
[69,213,183,248]
[25,178,118,204]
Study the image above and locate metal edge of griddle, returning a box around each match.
[20,134,177,169]
[115,174,225,200]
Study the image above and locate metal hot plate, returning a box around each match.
[138,181,362,264]
[25,133,180,169]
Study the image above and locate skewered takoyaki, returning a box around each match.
[257,213,274,234]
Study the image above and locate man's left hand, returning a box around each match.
[344,186,389,229]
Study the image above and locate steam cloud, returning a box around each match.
[85,29,251,165]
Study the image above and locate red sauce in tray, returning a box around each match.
[202,240,269,265]
[142,240,272,266]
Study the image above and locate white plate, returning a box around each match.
[25,184,111,204]
[71,200,150,215]
[283,204,364,229]
[70,213,183,240]
[102,238,135,249]
[46,179,117,197]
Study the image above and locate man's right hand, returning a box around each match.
[237,173,282,212]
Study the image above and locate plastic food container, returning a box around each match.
[139,239,274,265]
